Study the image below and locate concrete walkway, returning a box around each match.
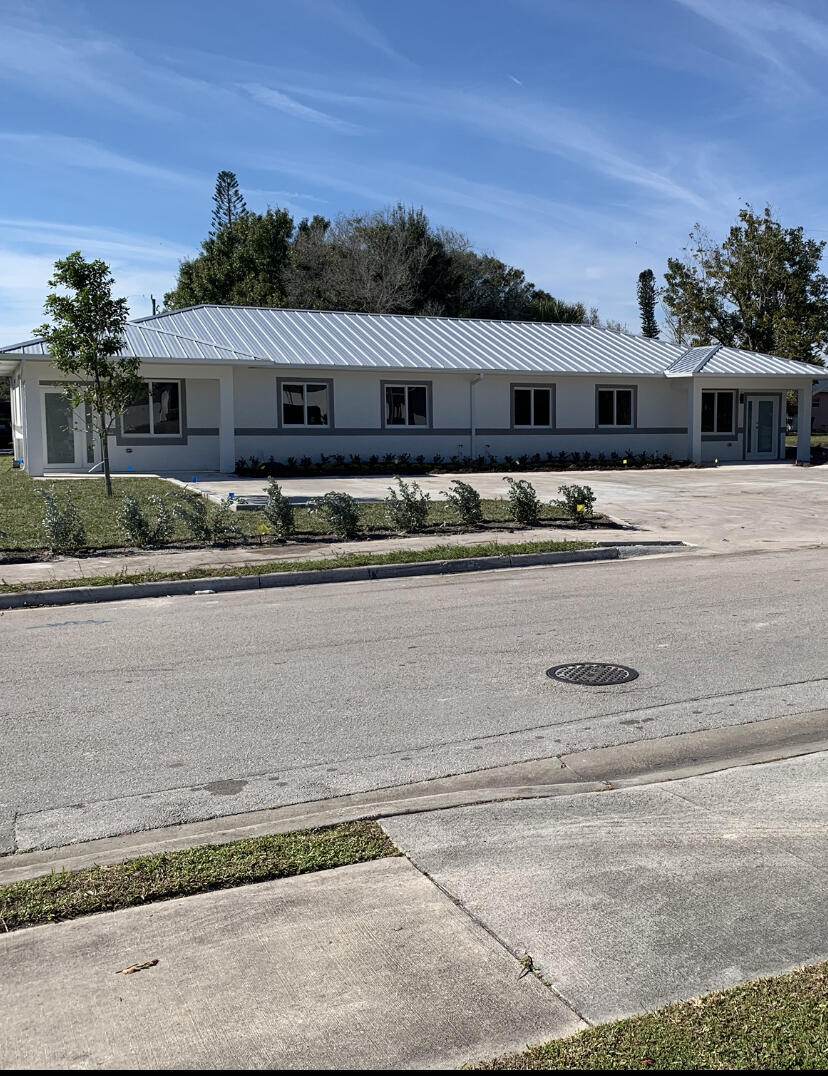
[0,523,628,587]
[0,857,582,1070]
[383,751,828,1026]
[2,752,826,1068]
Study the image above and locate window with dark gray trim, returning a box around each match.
[385,383,429,426]
[122,381,181,437]
[281,381,330,427]
[597,387,634,428]
[513,385,554,427]
[701,390,735,434]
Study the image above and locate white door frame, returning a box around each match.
[41,389,98,471]
[744,394,782,461]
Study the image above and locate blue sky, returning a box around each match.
[3,0,828,343]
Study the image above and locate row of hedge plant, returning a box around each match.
[235,450,688,477]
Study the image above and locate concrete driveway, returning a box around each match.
[383,751,828,1026]
[168,463,828,554]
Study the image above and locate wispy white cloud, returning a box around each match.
[0,220,185,341]
[0,133,203,188]
[302,0,415,66]
[0,16,180,120]
[508,75,524,86]
[674,0,828,96]
[239,84,366,133]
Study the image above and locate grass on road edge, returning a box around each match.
[0,822,399,932]
[474,959,828,1070]
[0,538,593,594]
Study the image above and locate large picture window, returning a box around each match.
[513,386,554,427]
[701,390,735,434]
[122,381,181,437]
[596,387,635,428]
[384,383,429,426]
[281,382,330,427]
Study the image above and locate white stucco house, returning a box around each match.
[0,305,822,476]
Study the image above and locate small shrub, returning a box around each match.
[174,490,241,545]
[262,478,296,539]
[38,486,86,553]
[384,477,431,533]
[120,493,175,547]
[554,483,597,521]
[308,491,361,540]
[442,479,483,526]
[503,476,541,526]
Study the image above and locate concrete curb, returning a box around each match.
[0,546,623,610]
[2,709,825,885]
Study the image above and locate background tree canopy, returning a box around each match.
[164,174,591,324]
[663,205,828,364]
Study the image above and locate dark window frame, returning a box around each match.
[380,380,433,429]
[511,383,556,429]
[595,385,637,429]
[701,389,736,435]
[119,379,184,440]
[277,378,334,429]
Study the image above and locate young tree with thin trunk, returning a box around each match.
[34,252,141,496]
[637,269,659,338]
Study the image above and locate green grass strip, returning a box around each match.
[473,960,828,1070]
[0,538,593,594]
[0,822,399,932]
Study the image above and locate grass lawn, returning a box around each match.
[0,457,588,553]
[474,960,828,1070]
[786,433,828,448]
[0,538,593,594]
[0,822,399,932]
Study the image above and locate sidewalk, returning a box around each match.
[0,522,646,588]
[2,752,826,1068]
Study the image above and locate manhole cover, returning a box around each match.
[546,662,639,686]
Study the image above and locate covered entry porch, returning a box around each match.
[680,373,814,465]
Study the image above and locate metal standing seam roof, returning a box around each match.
[702,346,825,377]
[2,304,824,378]
[0,305,684,376]
[664,345,721,376]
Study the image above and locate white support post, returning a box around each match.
[22,361,44,476]
[687,379,703,463]
[218,367,235,474]
[797,383,812,464]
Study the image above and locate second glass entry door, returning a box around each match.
[745,396,779,460]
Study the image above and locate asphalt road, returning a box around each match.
[3,547,827,850]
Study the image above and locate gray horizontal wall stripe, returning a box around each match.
[235,427,472,437]
[476,426,688,436]
[187,427,220,436]
[701,433,738,442]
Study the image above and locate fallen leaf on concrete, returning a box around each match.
[116,959,159,975]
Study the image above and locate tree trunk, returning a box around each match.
[94,378,113,497]
[102,428,113,496]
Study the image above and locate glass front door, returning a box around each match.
[745,396,779,460]
[42,391,90,469]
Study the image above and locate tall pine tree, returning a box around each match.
[210,171,247,235]
[637,269,659,338]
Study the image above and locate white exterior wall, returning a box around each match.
[696,377,801,463]
[9,368,25,463]
[108,363,221,474]
[233,368,691,464]
[12,359,815,474]
[19,360,222,476]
